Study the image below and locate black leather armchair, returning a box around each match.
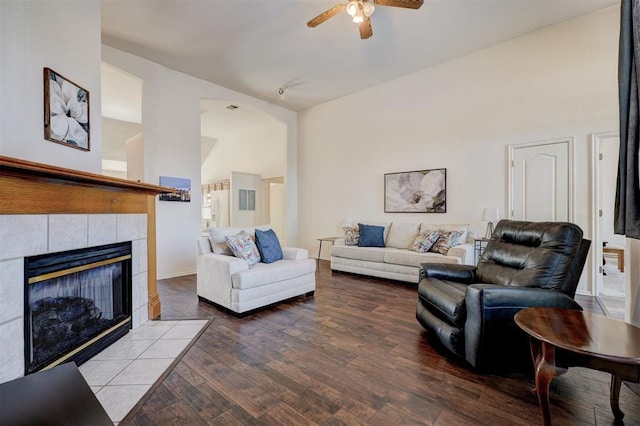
[416,220,591,370]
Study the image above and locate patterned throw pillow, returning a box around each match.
[429,230,464,255]
[343,226,360,246]
[411,230,441,253]
[224,231,261,268]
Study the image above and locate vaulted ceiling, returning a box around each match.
[101,0,618,112]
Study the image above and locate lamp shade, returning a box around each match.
[482,208,499,222]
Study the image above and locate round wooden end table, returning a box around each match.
[515,307,640,426]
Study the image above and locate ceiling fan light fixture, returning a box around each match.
[352,10,364,24]
[346,1,359,17]
[363,1,375,17]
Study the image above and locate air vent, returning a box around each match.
[226,105,239,110]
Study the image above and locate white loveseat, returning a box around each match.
[197,227,316,315]
[330,222,474,284]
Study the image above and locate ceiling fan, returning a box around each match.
[307,0,423,40]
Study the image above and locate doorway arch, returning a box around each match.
[200,99,289,243]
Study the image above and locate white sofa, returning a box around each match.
[197,227,316,315]
[330,222,474,284]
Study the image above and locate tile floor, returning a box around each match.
[79,319,210,424]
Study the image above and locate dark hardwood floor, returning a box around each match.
[123,262,640,425]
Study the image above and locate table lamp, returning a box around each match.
[482,208,499,239]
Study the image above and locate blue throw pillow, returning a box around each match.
[255,228,283,263]
[358,223,385,247]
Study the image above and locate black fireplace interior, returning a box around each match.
[24,242,132,374]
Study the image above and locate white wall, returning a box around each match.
[202,120,285,184]
[102,46,298,279]
[230,171,262,228]
[0,0,102,173]
[298,7,620,294]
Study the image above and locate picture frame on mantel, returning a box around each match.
[43,68,90,151]
[384,168,447,213]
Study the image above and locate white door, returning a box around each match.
[594,133,626,298]
[511,139,572,221]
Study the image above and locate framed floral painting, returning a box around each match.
[43,68,90,151]
[384,168,447,213]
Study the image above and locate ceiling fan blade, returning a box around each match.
[307,3,348,28]
[374,0,423,9]
[359,16,373,39]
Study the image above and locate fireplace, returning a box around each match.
[24,242,132,374]
[0,156,167,383]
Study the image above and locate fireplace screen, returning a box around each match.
[25,242,132,374]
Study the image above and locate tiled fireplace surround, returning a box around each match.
[0,155,168,385]
[0,213,150,383]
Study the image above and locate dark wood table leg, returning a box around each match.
[531,339,567,426]
[610,374,625,421]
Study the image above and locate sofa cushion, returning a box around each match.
[358,223,385,247]
[209,227,243,255]
[386,222,421,249]
[209,226,272,255]
[430,230,465,255]
[231,259,316,290]
[411,230,440,253]
[255,228,283,263]
[384,249,461,267]
[343,226,360,246]
[349,221,392,241]
[225,231,261,268]
[331,245,387,262]
[421,223,469,245]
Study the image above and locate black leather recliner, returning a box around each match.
[416,220,591,370]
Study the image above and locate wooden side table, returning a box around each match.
[317,237,340,266]
[473,238,490,263]
[515,307,640,425]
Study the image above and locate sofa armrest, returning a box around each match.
[282,247,309,260]
[464,284,582,368]
[419,263,477,283]
[447,243,475,266]
[196,253,248,308]
[197,237,213,254]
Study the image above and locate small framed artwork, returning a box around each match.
[43,68,90,151]
[384,168,446,213]
[239,189,248,210]
[159,176,191,202]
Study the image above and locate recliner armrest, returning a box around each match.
[465,284,583,311]
[419,263,477,283]
[464,284,582,368]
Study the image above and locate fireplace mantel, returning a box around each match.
[0,155,171,319]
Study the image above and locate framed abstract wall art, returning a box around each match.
[43,68,90,151]
[384,168,446,213]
